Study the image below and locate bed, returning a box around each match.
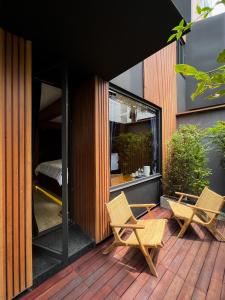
[35,159,62,196]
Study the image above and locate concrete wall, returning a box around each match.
[185,13,225,110]
[177,109,225,195]
[110,62,143,97]
[172,0,191,22]
[177,74,186,112]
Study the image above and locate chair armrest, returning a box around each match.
[129,204,156,209]
[175,192,199,199]
[185,204,221,215]
[110,223,145,229]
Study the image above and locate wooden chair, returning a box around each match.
[168,187,225,241]
[103,192,167,277]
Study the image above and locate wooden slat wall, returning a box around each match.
[0,28,32,300]
[94,78,110,242]
[144,42,177,164]
[71,76,110,243]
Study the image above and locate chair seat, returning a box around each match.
[168,201,206,224]
[125,219,167,247]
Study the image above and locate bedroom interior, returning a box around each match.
[31,66,93,285]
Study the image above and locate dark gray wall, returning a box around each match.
[185,13,225,110]
[172,0,191,22]
[177,109,225,196]
[177,74,186,112]
[110,178,161,217]
[110,62,143,98]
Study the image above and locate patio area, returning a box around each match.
[22,207,225,300]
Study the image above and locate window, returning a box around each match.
[109,89,160,187]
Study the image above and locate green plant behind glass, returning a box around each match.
[113,132,152,174]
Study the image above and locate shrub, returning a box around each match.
[164,124,211,197]
[208,121,225,168]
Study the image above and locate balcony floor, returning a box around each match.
[22,207,225,300]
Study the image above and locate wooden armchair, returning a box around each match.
[103,192,167,277]
[168,187,225,241]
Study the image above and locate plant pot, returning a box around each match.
[160,195,176,210]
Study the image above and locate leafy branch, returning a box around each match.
[168,1,225,100]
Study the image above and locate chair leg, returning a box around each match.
[102,241,117,255]
[177,220,190,238]
[140,247,158,277]
[207,225,225,242]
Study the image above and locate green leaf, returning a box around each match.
[179,19,185,27]
[167,33,176,42]
[175,64,198,76]
[211,73,225,84]
[195,71,210,81]
[201,6,212,12]
[176,31,183,40]
[196,4,201,14]
[191,82,206,100]
[217,49,225,63]
[208,89,225,99]
[172,25,183,31]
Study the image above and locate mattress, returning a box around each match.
[35,159,62,186]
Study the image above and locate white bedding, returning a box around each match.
[35,159,62,186]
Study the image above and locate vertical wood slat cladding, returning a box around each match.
[0,28,32,300]
[94,78,110,242]
[71,77,110,243]
[144,42,177,164]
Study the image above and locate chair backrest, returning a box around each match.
[196,187,224,220]
[106,191,134,235]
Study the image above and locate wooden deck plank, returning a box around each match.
[206,241,225,300]
[192,288,206,300]
[134,264,167,300]
[196,240,220,294]
[162,275,184,299]
[177,238,212,300]
[20,209,225,300]
[148,269,175,299]
[35,271,79,299]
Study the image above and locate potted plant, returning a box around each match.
[161,125,211,209]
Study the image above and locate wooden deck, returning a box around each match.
[22,207,225,300]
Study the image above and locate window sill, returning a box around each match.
[110,173,162,193]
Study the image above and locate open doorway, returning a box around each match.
[33,82,63,233]
[31,65,94,285]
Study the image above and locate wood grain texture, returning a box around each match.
[71,76,110,243]
[94,77,110,242]
[0,28,6,300]
[0,28,32,300]
[22,209,225,300]
[144,42,177,164]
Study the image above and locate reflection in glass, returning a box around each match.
[109,90,159,187]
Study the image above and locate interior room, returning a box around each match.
[31,67,94,284]
[33,82,63,233]
[109,89,159,187]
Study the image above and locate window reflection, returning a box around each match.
[109,90,159,187]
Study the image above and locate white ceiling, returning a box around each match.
[40,83,62,111]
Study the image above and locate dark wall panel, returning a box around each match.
[110,63,143,98]
[185,14,225,110]
[110,178,161,217]
[172,0,191,22]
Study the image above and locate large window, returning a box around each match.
[109,89,160,187]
